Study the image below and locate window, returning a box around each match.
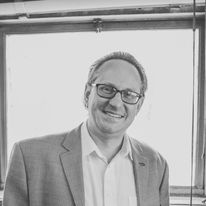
[0,18,205,196]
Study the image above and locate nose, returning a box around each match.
[108,92,123,107]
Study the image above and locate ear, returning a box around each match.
[84,84,92,109]
[135,95,145,115]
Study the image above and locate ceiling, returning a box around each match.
[0,0,205,22]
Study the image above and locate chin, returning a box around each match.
[99,123,123,135]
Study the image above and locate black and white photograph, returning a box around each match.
[0,0,205,206]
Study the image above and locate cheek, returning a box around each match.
[127,106,138,120]
[88,96,104,117]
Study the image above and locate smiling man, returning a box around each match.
[85,58,144,162]
[3,51,169,206]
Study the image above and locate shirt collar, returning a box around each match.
[119,133,133,161]
[81,121,133,161]
[81,121,105,159]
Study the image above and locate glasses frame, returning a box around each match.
[91,83,143,105]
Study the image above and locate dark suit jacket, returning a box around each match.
[3,124,169,206]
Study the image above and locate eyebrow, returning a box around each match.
[100,82,140,93]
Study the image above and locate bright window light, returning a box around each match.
[6,29,198,186]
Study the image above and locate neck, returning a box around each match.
[86,122,124,162]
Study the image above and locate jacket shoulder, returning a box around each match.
[130,137,167,164]
[18,131,67,148]
[11,131,71,161]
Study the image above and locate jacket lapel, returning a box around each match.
[130,139,149,206]
[60,125,85,206]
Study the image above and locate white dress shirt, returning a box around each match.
[81,121,137,206]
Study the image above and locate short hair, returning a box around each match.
[86,51,148,94]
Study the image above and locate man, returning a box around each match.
[3,51,169,206]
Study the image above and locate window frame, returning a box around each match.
[0,16,205,196]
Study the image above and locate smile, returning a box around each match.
[104,111,124,119]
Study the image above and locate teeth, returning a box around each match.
[105,112,123,118]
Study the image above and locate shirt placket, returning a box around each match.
[103,161,117,206]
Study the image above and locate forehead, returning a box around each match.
[96,59,142,91]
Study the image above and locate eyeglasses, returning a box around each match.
[91,83,143,105]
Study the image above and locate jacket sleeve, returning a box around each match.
[3,143,29,206]
[159,159,169,206]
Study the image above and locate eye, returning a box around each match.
[99,85,114,94]
[123,90,138,99]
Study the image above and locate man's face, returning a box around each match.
[86,59,144,138]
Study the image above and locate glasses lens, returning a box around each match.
[97,84,115,98]
[122,90,140,104]
[96,84,141,104]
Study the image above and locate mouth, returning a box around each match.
[103,111,125,119]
